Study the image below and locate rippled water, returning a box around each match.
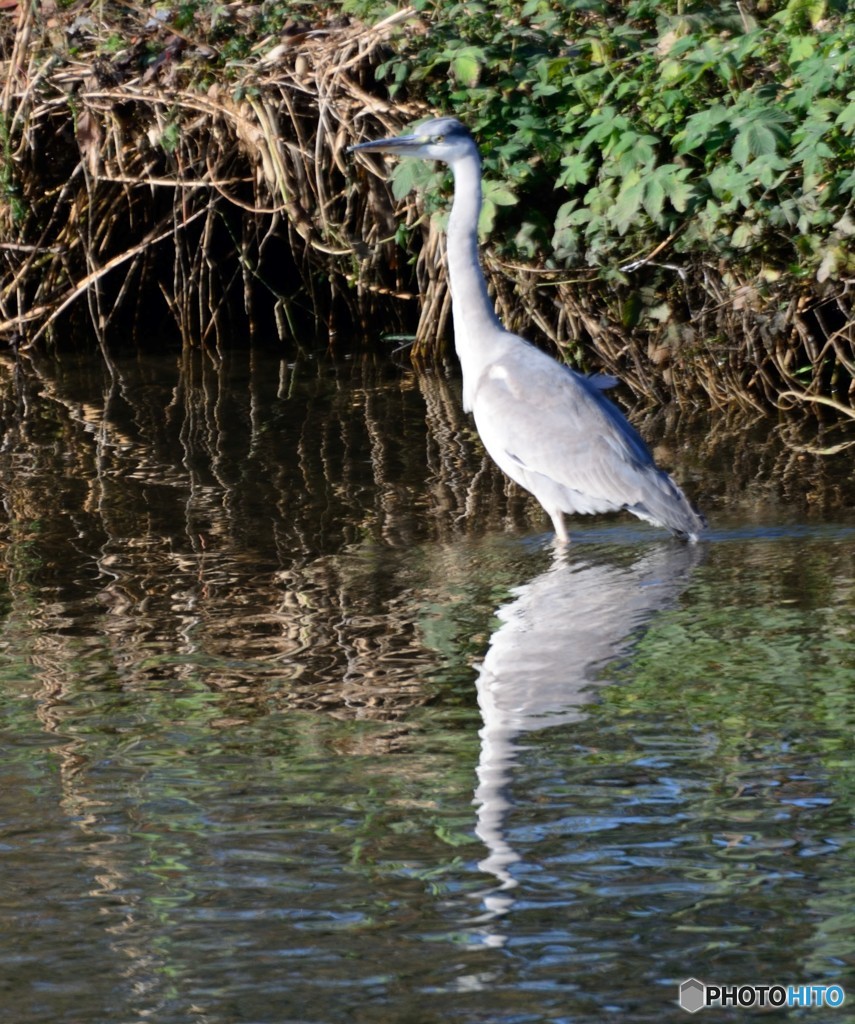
[0,350,854,1023]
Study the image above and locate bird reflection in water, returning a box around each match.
[470,540,702,946]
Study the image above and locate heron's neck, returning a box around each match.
[447,151,503,404]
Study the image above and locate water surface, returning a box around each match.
[0,351,853,1023]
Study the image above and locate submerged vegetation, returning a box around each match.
[0,0,853,414]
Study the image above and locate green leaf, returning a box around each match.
[773,0,827,31]
[666,172,694,213]
[733,122,780,167]
[837,167,855,197]
[557,153,593,188]
[743,155,790,190]
[816,244,842,283]
[613,130,658,173]
[659,58,685,84]
[450,46,485,87]
[610,171,644,234]
[478,199,497,236]
[482,180,518,207]
[579,107,629,151]
[477,183,517,238]
[836,101,855,133]
[555,200,593,229]
[641,164,696,220]
[389,159,440,202]
[673,104,733,155]
[643,175,665,221]
[707,164,754,206]
[731,222,756,248]
[788,34,817,62]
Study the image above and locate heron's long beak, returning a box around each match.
[346,132,423,156]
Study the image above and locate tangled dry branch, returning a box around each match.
[0,2,431,350]
[0,1,853,420]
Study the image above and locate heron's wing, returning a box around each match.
[586,373,619,390]
[471,342,669,515]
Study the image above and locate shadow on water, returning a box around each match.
[0,349,854,1022]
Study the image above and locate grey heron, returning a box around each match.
[348,117,707,543]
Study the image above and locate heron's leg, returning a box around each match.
[550,511,569,545]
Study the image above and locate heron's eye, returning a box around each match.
[434,135,444,143]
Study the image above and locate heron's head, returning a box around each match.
[347,117,475,164]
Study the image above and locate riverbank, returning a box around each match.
[1,1,853,416]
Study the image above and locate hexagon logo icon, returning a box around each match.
[680,978,706,1014]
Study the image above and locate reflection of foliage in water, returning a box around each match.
[0,349,851,733]
[0,351,854,1020]
[583,537,855,978]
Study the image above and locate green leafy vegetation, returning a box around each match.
[365,0,854,283]
[338,0,854,410]
[1,0,853,411]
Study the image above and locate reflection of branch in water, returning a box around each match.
[419,370,537,539]
[471,542,702,942]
